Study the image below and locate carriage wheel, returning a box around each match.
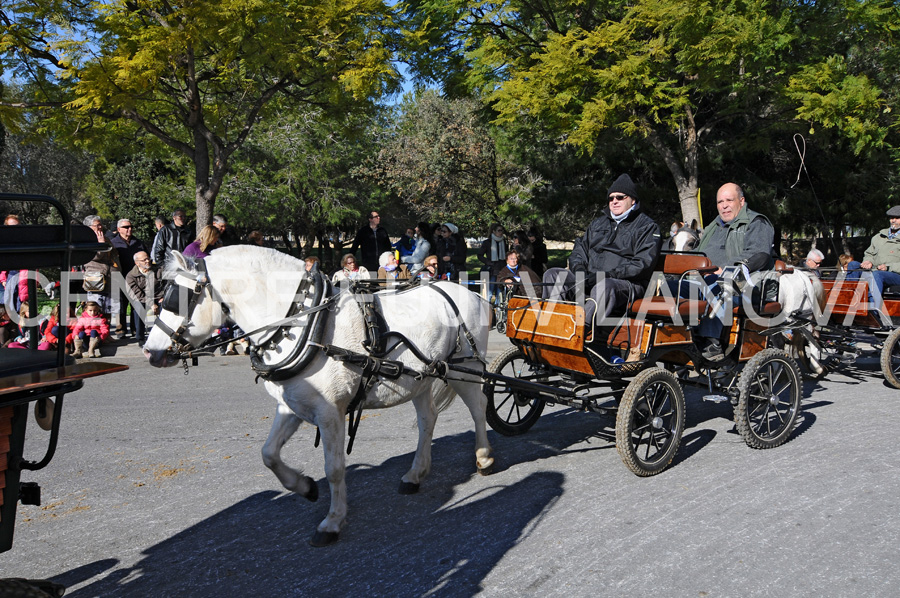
[484,347,545,436]
[879,327,900,389]
[615,367,685,477]
[735,349,802,449]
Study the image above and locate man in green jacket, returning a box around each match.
[847,206,900,309]
[694,182,775,359]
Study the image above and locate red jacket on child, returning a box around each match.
[71,313,110,341]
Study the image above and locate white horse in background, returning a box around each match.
[776,267,828,375]
[668,220,701,252]
[143,246,494,546]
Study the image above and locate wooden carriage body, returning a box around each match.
[820,277,900,328]
[503,253,775,379]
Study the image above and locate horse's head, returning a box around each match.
[669,219,701,252]
[144,251,227,367]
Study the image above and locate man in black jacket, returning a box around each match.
[542,174,661,327]
[151,209,194,267]
[350,210,391,272]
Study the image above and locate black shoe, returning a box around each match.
[701,339,724,361]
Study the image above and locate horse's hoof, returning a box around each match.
[302,480,319,502]
[309,530,339,547]
[398,481,420,495]
[477,462,494,476]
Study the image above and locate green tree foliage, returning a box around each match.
[406,0,900,229]
[0,127,93,223]
[364,89,540,234]
[83,152,193,243]
[0,0,401,233]
[216,105,381,257]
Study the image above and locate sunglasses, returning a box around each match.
[608,194,629,202]
[119,225,133,229]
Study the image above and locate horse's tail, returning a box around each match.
[432,378,457,413]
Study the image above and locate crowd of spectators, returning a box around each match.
[0,207,548,356]
[335,214,548,295]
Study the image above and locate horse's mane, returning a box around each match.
[163,245,304,278]
[207,245,304,274]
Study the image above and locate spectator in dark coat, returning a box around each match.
[151,209,194,266]
[212,214,241,246]
[527,227,549,277]
[110,218,147,337]
[350,210,391,272]
[435,222,467,281]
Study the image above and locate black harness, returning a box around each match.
[156,266,487,455]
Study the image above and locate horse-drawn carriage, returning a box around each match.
[484,252,804,476]
[0,194,127,570]
[140,242,811,543]
[791,269,900,388]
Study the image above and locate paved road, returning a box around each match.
[3,332,899,597]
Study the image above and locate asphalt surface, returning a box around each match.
[2,331,900,597]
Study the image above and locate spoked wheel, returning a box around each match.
[615,367,685,477]
[484,347,546,436]
[880,328,900,389]
[735,348,802,449]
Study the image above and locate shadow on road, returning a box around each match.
[59,430,565,598]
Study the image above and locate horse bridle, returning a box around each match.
[155,262,336,366]
[155,259,223,357]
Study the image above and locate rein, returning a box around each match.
[159,265,490,455]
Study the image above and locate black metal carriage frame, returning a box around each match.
[0,193,128,553]
[482,252,805,477]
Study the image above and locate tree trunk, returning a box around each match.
[303,233,315,259]
[280,231,293,255]
[195,188,214,236]
[646,110,702,227]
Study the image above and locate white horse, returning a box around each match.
[776,267,828,375]
[668,220,701,252]
[143,246,494,546]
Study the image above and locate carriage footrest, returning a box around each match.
[702,394,730,404]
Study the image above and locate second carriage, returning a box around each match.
[789,269,900,388]
[481,253,804,476]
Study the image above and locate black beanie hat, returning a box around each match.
[607,174,638,201]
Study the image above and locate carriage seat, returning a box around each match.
[657,253,717,276]
[884,285,900,297]
[0,349,73,378]
[629,297,708,325]
[774,259,792,274]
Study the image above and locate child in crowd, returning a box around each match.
[5,303,33,349]
[37,303,61,351]
[0,305,17,348]
[838,253,854,272]
[71,301,110,358]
